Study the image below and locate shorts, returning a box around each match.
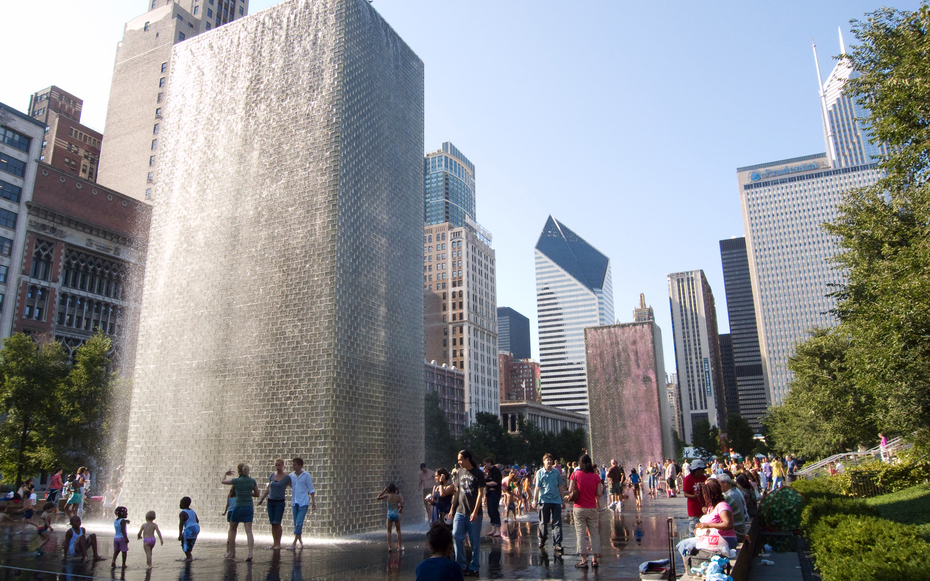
[230,505,254,523]
[114,537,129,553]
[182,524,200,553]
[143,537,156,548]
[22,510,34,520]
[267,500,285,525]
[46,489,61,504]
[67,494,82,505]
[37,526,49,535]
[610,483,622,495]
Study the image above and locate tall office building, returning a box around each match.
[815,33,889,169]
[0,103,45,339]
[123,0,424,536]
[718,333,738,419]
[424,142,475,228]
[27,87,102,183]
[98,0,249,201]
[497,306,530,360]
[535,216,614,414]
[633,293,654,323]
[668,270,726,443]
[424,222,498,425]
[719,237,766,432]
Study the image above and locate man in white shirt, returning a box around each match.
[287,457,316,550]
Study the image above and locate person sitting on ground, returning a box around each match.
[63,516,105,562]
[416,521,464,581]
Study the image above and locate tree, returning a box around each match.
[424,392,459,468]
[725,414,756,458]
[691,418,721,459]
[823,4,930,437]
[0,333,115,485]
[462,412,512,464]
[764,329,877,458]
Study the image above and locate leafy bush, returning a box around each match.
[800,497,878,531]
[791,477,843,501]
[809,514,930,581]
[837,450,930,495]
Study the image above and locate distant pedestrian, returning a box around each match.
[136,510,163,569]
[606,459,625,511]
[482,458,503,537]
[449,449,485,577]
[46,468,63,514]
[533,453,565,553]
[879,434,889,462]
[256,458,291,549]
[419,463,434,522]
[568,454,602,569]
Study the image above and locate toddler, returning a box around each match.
[137,510,163,569]
[111,506,130,569]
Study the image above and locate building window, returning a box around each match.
[151,0,157,8]
[153,123,159,134]
[147,172,154,181]
[178,31,185,41]
[24,285,48,321]
[30,239,54,281]
[151,139,157,150]
[144,21,151,31]
[0,180,22,203]
[0,236,11,256]
[145,188,152,199]
[0,208,17,229]
[194,5,199,14]
[155,107,162,117]
[0,265,7,284]
[1,127,31,153]
[176,13,183,21]
[0,152,26,177]
[160,62,167,73]
[158,77,166,87]
[62,248,125,300]
[205,22,211,30]
[157,92,163,103]
[239,6,243,14]
[207,8,213,17]
[149,155,156,166]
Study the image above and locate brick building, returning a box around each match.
[498,352,541,403]
[12,162,150,366]
[27,87,102,183]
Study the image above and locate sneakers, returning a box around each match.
[463,569,479,577]
[554,546,564,553]
[608,501,617,510]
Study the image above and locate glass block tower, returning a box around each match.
[424,142,475,228]
[123,0,424,537]
[535,216,613,414]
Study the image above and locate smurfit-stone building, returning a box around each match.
[123,0,424,537]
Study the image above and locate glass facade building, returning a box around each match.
[535,216,613,414]
[497,306,530,360]
[737,155,880,404]
[719,237,767,433]
[668,270,726,444]
[424,142,475,228]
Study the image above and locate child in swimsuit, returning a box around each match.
[64,516,105,562]
[137,510,163,569]
[31,502,56,553]
[178,496,200,562]
[111,506,130,569]
[376,483,404,552]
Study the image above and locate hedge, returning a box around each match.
[791,477,843,501]
[808,514,930,581]
[800,496,878,531]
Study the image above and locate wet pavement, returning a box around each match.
[0,496,690,580]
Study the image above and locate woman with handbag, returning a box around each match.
[566,454,603,569]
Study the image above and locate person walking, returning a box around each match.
[606,459,625,511]
[221,464,259,561]
[533,453,565,552]
[567,454,602,569]
[448,450,485,577]
[482,458,503,538]
[256,458,291,550]
[287,457,315,550]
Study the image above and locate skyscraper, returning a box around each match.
[535,216,614,414]
[98,0,250,201]
[424,221,498,425]
[815,32,889,169]
[122,0,424,536]
[718,333,738,419]
[668,270,726,443]
[719,237,766,432]
[27,87,102,183]
[424,142,475,228]
[497,306,530,360]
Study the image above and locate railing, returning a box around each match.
[797,435,909,478]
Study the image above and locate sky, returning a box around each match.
[1,0,922,368]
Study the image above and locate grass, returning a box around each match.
[865,482,930,539]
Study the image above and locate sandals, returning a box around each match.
[574,561,588,569]
[592,560,600,568]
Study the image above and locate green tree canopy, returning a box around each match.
[824,4,930,437]
[725,414,756,458]
[424,391,458,469]
[0,332,115,485]
[691,418,721,459]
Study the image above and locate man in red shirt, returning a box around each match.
[682,459,707,534]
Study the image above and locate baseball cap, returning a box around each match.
[691,459,706,470]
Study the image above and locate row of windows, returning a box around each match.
[0,154,26,178]
[0,127,30,153]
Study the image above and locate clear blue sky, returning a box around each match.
[1,1,920,367]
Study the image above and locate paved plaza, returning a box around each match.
[0,495,694,580]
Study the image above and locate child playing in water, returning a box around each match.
[178,497,200,561]
[31,502,56,553]
[376,483,404,552]
[111,506,130,569]
[63,515,105,562]
[137,511,163,569]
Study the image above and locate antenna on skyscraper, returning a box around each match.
[813,38,838,165]
[838,26,846,55]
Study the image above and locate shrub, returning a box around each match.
[838,449,930,496]
[809,514,930,581]
[791,477,843,501]
[800,497,878,531]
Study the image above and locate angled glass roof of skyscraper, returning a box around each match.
[535,216,610,292]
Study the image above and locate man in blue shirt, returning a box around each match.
[532,453,565,552]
